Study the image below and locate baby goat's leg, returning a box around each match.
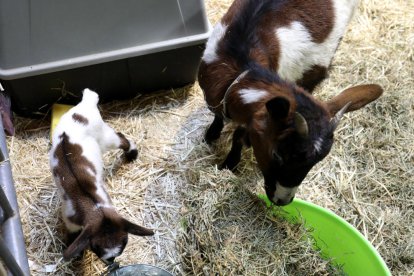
[99,123,138,162]
[66,230,81,247]
[220,126,247,171]
[204,114,224,144]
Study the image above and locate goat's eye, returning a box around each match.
[272,150,283,165]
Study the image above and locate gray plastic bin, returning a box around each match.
[0,0,211,116]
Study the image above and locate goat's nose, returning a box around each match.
[275,199,284,206]
[106,261,120,273]
[102,257,115,265]
[275,196,294,206]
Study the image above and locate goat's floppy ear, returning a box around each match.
[63,227,91,261]
[326,84,383,116]
[266,97,291,120]
[122,218,154,236]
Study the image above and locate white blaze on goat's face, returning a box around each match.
[272,183,298,206]
[101,246,122,261]
[202,22,227,64]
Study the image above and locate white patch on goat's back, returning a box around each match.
[333,0,359,28]
[202,22,227,64]
[273,183,298,202]
[276,0,358,82]
[102,246,121,260]
[276,22,315,82]
[238,89,268,104]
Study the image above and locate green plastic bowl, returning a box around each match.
[259,195,391,276]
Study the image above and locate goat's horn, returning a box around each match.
[330,101,352,131]
[295,112,309,138]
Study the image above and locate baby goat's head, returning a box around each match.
[63,208,153,264]
[243,80,383,206]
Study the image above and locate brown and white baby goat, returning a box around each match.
[198,0,383,205]
[50,89,153,264]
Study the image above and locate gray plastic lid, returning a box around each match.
[0,0,211,80]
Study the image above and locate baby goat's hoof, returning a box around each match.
[204,130,220,145]
[219,161,237,172]
[124,149,138,162]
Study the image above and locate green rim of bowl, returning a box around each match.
[258,194,391,276]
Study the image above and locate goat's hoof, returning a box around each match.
[124,149,138,162]
[219,162,237,172]
[204,131,221,145]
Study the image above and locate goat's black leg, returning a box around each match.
[204,114,224,144]
[116,132,138,162]
[220,126,246,171]
[65,231,84,262]
[100,123,138,162]
[66,231,81,246]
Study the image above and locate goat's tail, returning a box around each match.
[81,88,99,106]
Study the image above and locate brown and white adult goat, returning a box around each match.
[50,89,153,264]
[198,0,383,205]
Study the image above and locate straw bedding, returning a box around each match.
[5,0,413,275]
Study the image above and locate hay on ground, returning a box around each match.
[6,0,414,275]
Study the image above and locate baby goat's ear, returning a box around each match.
[326,84,383,116]
[266,96,291,121]
[325,84,383,131]
[122,218,154,236]
[63,227,91,261]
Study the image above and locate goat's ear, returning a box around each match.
[266,97,291,120]
[326,84,383,116]
[122,218,154,236]
[63,227,91,261]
